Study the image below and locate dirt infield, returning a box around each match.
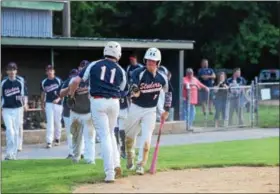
[73,167,279,193]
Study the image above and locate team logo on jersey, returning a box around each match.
[44,84,59,92]
[4,87,20,97]
[140,82,162,93]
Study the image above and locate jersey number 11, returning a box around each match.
[100,66,116,84]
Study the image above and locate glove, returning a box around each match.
[66,96,76,109]
[130,84,140,98]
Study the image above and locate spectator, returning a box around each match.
[198,59,216,116]
[183,68,209,130]
[213,72,228,128]
[226,68,247,126]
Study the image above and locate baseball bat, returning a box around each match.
[149,119,165,174]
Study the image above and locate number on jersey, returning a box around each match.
[100,66,116,84]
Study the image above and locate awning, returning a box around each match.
[1,36,195,50]
[1,1,64,11]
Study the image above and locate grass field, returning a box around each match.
[2,137,279,193]
[192,105,279,128]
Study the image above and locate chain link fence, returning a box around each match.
[254,81,279,128]
[180,81,279,131]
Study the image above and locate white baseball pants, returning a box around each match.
[2,107,22,159]
[125,103,157,167]
[90,98,120,178]
[45,103,63,144]
[18,107,24,150]
[70,111,95,162]
[118,108,128,130]
[63,116,73,155]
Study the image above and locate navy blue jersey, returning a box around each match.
[130,67,168,108]
[198,67,215,87]
[119,84,129,109]
[79,59,126,98]
[3,75,28,96]
[61,78,71,117]
[41,77,63,104]
[1,77,25,108]
[127,63,143,81]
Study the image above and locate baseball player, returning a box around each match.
[41,65,63,148]
[68,41,127,183]
[1,62,27,160]
[78,60,101,144]
[61,69,79,159]
[126,54,143,81]
[60,73,95,164]
[2,74,28,152]
[124,47,171,175]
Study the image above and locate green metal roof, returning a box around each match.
[1,1,64,11]
[1,36,195,50]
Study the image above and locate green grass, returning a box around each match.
[192,105,279,128]
[2,137,279,193]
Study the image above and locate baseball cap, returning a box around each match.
[79,60,89,69]
[45,64,54,71]
[129,54,137,60]
[69,68,78,77]
[6,62,18,70]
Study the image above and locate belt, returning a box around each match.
[92,96,118,99]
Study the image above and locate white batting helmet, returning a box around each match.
[144,47,161,66]
[103,41,122,60]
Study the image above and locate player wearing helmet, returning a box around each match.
[124,48,172,175]
[68,41,127,183]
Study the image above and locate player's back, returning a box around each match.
[83,59,126,98]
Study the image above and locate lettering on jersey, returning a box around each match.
[4,87,20,97]
[140,82,162,93]
[44,84,59,93]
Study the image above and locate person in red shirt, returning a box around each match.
[182,68,209,130]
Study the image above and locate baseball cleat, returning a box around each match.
[114,167,122,178]
[46,143,52,148]
[4,156,12,160]
[104,174,115,183]
[126,163,135,170]
[135,165,144,175]
[66,154,73,159]
[17,148,22,152]
[54,139,60,146]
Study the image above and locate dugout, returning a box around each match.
[1,36,195,120]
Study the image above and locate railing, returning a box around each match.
[180,81,279,131]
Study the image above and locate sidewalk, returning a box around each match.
[1,128,278,160]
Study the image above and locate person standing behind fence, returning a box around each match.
[213,72,228,128]
[198,59,216,116]
[226,68,247,126]
[41,65,63,148]
[182,68,209,130]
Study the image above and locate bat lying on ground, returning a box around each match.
[149,119,165,174]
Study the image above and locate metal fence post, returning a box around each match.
[254,76,259,126]
[186,83,191,131]
[250,81,255,127]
